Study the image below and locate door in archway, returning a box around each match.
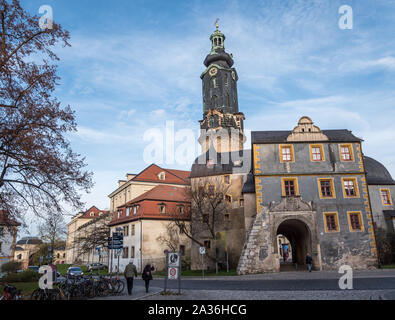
[276,219,312,271]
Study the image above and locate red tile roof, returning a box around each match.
[80,206,107,219]
[131,164,190,185]
[109,185,190,226]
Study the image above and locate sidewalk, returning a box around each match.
[93,285,162,300]
[153,269,395,281]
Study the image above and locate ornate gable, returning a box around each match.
[286,116,329,142]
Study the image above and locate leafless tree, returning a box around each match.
[0,0,93,225]
[72,213,111,263]
[168,177,230,273]
[38,211,66,260]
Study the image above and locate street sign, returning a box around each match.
[168,267,179,280]
[200,247,206,255]
[168,252,180,267]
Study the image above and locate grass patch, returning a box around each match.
[382,265,395,269]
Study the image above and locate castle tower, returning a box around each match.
[198,23,246,154]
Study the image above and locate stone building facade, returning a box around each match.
[0,211,20,268]
[190,27,389,274]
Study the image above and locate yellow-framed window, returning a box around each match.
[279,145,295,163]
[323,212,340,232]
[342,177,359,198]
[317,178,336,199]
[281,177,299,196]
[310,144,325,162]
[223,175,231,185]
[380,188,392,205]
[339,144,354,162]
[347,211,364,232]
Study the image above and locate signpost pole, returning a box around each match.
[178,251,181,295]
[164,252,168,293]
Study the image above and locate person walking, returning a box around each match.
[306,253,313,272]
[142,264,154,293]
[124,259,138,295]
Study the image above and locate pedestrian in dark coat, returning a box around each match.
[142,264,154,293]
[306,253,313,272]
[124,259,138,295]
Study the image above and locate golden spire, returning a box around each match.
[214,18,219,29]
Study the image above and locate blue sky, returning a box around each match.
[18,0,395,234]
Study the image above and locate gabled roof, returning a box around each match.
[251,129,362,144]
[132,164,190,184]
[123,185,188,207]
[109,185,190,226]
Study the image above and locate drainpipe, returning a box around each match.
[140,219,143,272]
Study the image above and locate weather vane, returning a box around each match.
[214,18,219,29]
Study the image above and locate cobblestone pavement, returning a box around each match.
[143,289,395,300]
[93,284,162,300]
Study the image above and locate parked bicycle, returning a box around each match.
[0,283,22,300]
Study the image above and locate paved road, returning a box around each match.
[147,270,395,292]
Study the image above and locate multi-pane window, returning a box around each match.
[284,180,296,196]
[281,147,293,162]
[381,189,392,205]
[126,207,131,217]
[122,247,129,259]
[224,175,230,185]
[131,225,135,236]
[131,246,135,258]
[343,179,357,197]
[325,213,338,232]
[117,210,122,219]
[348,212,363,231]
[340,145,353,161]
[320,180,333,197]
[133,205,139,215]
[123,226,129,237]
[350,214,361,230]
[311,145,324,161]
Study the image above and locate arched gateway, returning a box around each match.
[237,197,322,274]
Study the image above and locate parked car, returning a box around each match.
[87,263,106,272]
[28,266,39,272]
[67,267,83,277]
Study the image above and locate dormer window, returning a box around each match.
[90,212,94,217]
[177,205,184,214]
[133,205,139,215]
[159,203,166,214]
[117,210,122,219]
[158,172,166,181]
[126,207,131,217]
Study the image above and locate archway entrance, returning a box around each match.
[276,219,312,272]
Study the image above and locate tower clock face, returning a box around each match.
[232,71,236,80]
[209,67,218,77]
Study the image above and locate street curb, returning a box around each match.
[134,289,162,300]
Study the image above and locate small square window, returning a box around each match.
[280,146,293,162]
[348,212,364,232]
[340,144,354,162]
[381,189,392,205]
[310,145,324,162]
[342,178,359,198]
[323,213,339,232]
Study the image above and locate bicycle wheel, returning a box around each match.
[31,289,43,301]
[115,280,124,294]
